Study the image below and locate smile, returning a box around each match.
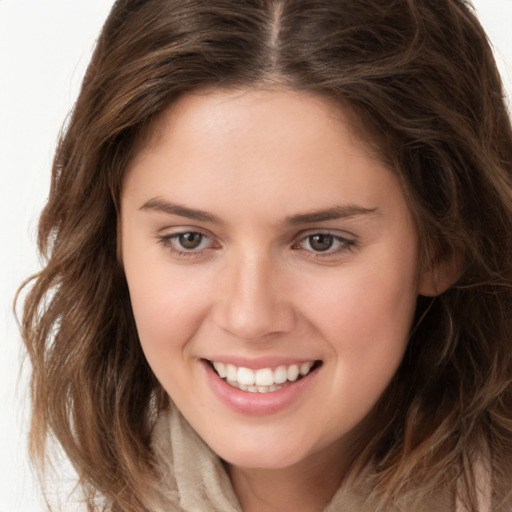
[210,360,319,394]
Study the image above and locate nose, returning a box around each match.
[212,253,296,341]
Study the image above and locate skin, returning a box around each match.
[120,88,434,511]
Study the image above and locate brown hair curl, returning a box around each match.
[18,0,512,510]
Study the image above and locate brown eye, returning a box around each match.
[308,234,334,252]
[158,230,216,257]
[178,232,204,249]
[296,232,355,256]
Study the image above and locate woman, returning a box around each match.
[18,0,512,511]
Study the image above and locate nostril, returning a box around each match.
[212,299,296,341]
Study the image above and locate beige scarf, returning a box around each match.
[148,406,489,512]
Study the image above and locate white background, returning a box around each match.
[1,1,511,510]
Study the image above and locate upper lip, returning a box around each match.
[202,356,320,370]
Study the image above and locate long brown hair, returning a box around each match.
[18,0,512,510]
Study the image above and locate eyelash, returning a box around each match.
[157,230,214,258]
[293,232,356,257]
[157,230,356,259]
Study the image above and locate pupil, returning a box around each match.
[179,232,202,249]
[310,234,333,251]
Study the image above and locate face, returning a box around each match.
[121,88,425,472]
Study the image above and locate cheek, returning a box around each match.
[304,268,417,435]
[301,252,419,380]
[125,266,216,402]
[122,240,213,360]
[306,262,416,334]
[132,286,208,355]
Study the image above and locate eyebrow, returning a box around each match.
[139,197,223,224]
[139,197,378,225]
[284,205,379,225]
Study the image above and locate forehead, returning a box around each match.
[129,86,384,168]
[121,87,407,229]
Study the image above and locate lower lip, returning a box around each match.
[202,360,319,415]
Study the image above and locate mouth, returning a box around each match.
[206,359,322,394]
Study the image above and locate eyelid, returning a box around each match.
[157,227,220,257]
[156,226,357,259]
[292,229,357,256]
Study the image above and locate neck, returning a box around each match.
[227,443,351,512]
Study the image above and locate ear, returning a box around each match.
[418,251,462,297]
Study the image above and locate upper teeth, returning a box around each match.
[212,361,315,387]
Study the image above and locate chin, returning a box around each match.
[207,434,315,470]
[223,451,305,471]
